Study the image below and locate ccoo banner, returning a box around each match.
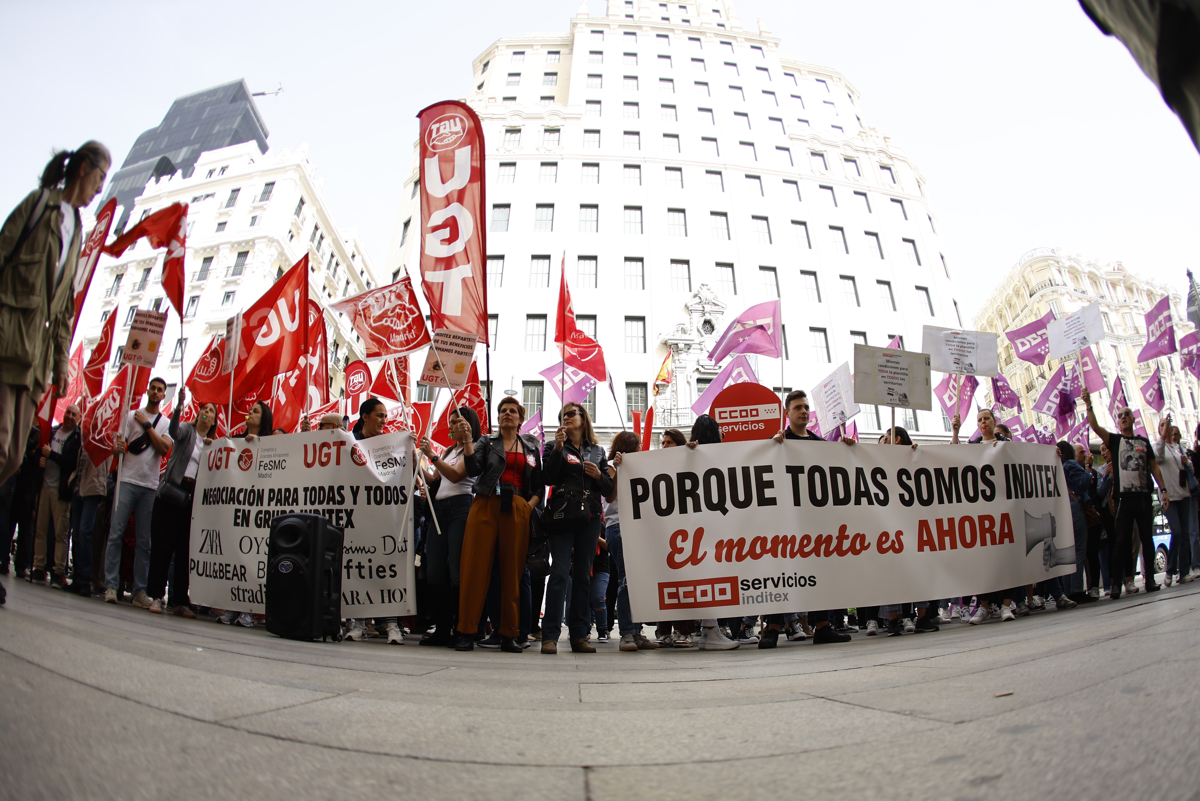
[189,430,416,617]
[617,439,1074,620]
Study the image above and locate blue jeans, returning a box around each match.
[1165,498,1194,577]
[541,515,601,642]
[607,523,637,636]
[104,483,156,593]
[591,571,610,631]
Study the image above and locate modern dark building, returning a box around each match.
[104,79,269,231]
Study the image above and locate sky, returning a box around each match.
[2,0,1197,324]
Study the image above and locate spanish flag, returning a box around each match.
[652,351,672,396]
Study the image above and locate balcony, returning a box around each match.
[103,286,121,299]
[134,278,150,293]
[1029,279,1061,296]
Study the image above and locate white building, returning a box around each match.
[974,247,1197,440]
[75,142,383,403]
[387,0,963,441]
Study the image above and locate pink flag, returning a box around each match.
[1108,376,1130,425]
[691,354,758,416]
[1140,366,1166,412]
[845,421,858,442]
[520,409,545,451]
[823,424,844,442]
[1137,295,1176,362]
[1179,331,1200,379]
[1032,365,1077,420]
[885,336,902,350]
[1077,346,1106,393]
[1067,418,1091,450]
[708,301,782,364]
[1002,415,1027,442]
[540,361,598,405]
[991,374,1022,412]
[1132,410,1150,439]
[935,373,978,422]
[1004,310,1056,366]
[807,414,823,439]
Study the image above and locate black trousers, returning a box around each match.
[1112,493,1157,588]
[147,490,194,606]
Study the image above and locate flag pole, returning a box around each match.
[113,365,135,513]
[560,251,566,420]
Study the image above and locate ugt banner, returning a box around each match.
[617,440,1074,620]
[189,430,416,617]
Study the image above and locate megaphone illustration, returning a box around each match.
[1024,511,1074,571]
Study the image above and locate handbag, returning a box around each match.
[545,446,591,530]
[158,479,191,509]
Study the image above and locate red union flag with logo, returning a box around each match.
[331,277,431,358]
[230,255,310,399]
[82,308,118,397]
[81,364,131,466]
[72,197,116,334]
[417,101,488,344]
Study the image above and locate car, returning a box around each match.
[1152,512,1171,574]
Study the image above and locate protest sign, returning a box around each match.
[121,309,168,369]
[853,345,932,410]
[419,331,478,390]
[617,439,1075,619]
[921,326,999,377]
[816,362,858,433]
[189,430,415,617]
[1047,302,1105,359]
[710,382,781,441]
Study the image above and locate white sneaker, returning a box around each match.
[1088,587,1101,598]
[935,608,953,624]
[1030,595,1046,611]
[698,626,740,650]
[785,621,806,641]
[619,632,639,651]
[865,619,880,636]
[737,627,760,644]
[968,606,989,625]
[1125,580,1140,595]
[217,609,238,624]
[104,588,117,604]
[345,620,364,641]
[1000,603,1016,622]
[1180,573,1196,584]
[671,631,695,648]
[1058,594,1078,609]
[235,612,254,627]
[148,598,164,614]
[949,605,961,620]
[386,621,404,644]
[131,591,153,609]
[902,617,916,633]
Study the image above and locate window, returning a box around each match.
[792,221,811,249]
[864,231,884,258]
[796,117,810,128]
[841,276,860,306]
[542,128,561,147]
[589,50,603,64]
[707,170,724,191]
[665,166,684,188]
[845,157,861,178]
[546,50,560,63]
[661,104,678,121]
[815,78,829,92]
[720,40,734,54]
[953,299,963,327]
[624,75,639,91]
[762,90,778,106]
[657,32,670,45]
[776,146,793,167]
[624,165,642,186]
[579,205,599,232]
[625,258,645,289]
[576,315,597,339]
[626,383,648,423]
[660,78,675,94]
[831,125,843,135]
[750,45,765,59]
[624,101,640,118]
[224,188,240,208]
[710,212,730,240]
[829,226,848,254]
[591,30,604,42]
[542,72,558,86]
[587,73,603,89]
[729,85,744,101]
[667,208,688,236]
[487,256,504,289]
[221,291,236,307]
[528,256,551,288]
[715,262,737,295]
[810,328,831,363]
[503,128,521,147]
[800,271,821,303]
[506,73,521,86]
[258,182,275,202]
[903,238,922,266]
[112,346,124,367]
[624,206,643,233]
[502,96,516,105]
[184,296,199,318]
[294,197,305,217]
[916,286,934,315]
[171,338,187,363]
[523,382,544,417]
[231,251,249,277]
[691,57,706,72]
[701,137,719,156]
[585,100,602,117]
[525,315,547,350]
[657,54,671,68]
[249,214,259,227]
[626,52,640,66]
[582,388,597,422]
[688,36,702,49]
[197,257,212,280]
[695,81,711,96]
[625,317,646,353]
[539,162,558,184]
[724,61,739,76]
[577,256,597,288]
[670,260,692,291]
[511,51,525,63]
[215,221,227,233]
[734,111,751,129]
[785,72,798,86]
[928,214,937,234]
[782,180,801,202]
[811,151,828,171]
[661,135,682,156]
[624,131,641,150]
[534,205,555,232]
[582,163,600,183]
[491,204,510,232]
[751,216,772,244]
[877,280,896,311]
[757,66,772,81]
[890,197,907,220]
[880,164,896,184]
[819,185,837,207]
[498,162,516,183]
[760,266,779,298]
[851,331,868,348]
[738,175,761,197]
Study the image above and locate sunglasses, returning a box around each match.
[562,410,579,420]
[1118,412,1133,419]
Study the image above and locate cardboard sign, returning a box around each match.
[1047,302,1105,359]
[816,362,859,433]
[419,331,478,390]
[922,325,999,377]
[853,344,932,410]
[710,382,782,442]
[222,314,242,375]
[121,309,168,369]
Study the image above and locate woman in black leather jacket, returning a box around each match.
[539,402,612,654]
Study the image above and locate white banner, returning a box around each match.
[1047,302,1106,359]
[122,309,168,369]
[816,362,858,433]
[852,345,932,410]
[617,439,1074,620]
[921,325,999,377]
[189,430,416,616]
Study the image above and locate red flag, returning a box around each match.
[57,345,84,422]
[187,336,231,405]
[83,309,118,397]
[36,388,57,448]
[81,365,131,466]
[102,203,189,317]
[72,197,116,334]
[127,367,150,410]
[369,356,410,404]
[431,361,489,447]
[269,309,329,434]
[181,398,230,438]
[344,360,372,414]
[417,101,489,342]
[641,406,655,453]
[330,277,431,358]
[231,255,310,399]
[227,383,270,437]
[554,258,607,381]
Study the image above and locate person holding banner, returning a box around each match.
[237,402,273,443]
[0,141,110,488]
[1081,387,1170,598]
[103,377,172,607]
[455,396,543,654]
[417,407,481,647]
[540,402,613,655]
[950,409,1007,446]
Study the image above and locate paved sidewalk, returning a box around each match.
[2,580,1198,800]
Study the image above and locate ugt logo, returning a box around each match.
[237,448,254,471]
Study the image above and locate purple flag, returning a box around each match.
[691,354,757,416]
[991,375,1023,412]
[1067,417,1090,450]
[1132,410,1150,439]
[520,409,545,450]
[1180,331,1200,379]
[1032,364,1077,419]
[845,420,858,442]
[1140,366,1165,412]
[1005,310,1056,366]
[1077,345,1106,393]
[808,413,823,439]
[934,373,978,422]
[1137,294,1176,362]
[540,361,598,405]
[1108,376,1129,425]
[885,336,902,350]
[708,300,782,364]
[1002,415,1026,442]
[823,424,844,442]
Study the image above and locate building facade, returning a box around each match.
[973,247,1196,441]
[387,0,963,441]
[75,142,383,405]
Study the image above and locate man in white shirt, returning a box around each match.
[103,376,172,606]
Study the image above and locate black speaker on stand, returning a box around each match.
[265,513,344,641]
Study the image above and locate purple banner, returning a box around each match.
[539,361,598,405]
[1108,376,1129,425]
[1078,346,1106,393]
[1004,310,1056,366]
[520,409,545,450]
[709,301,782,364]
[991,374,1023,411]
[1180,331,1200,379]
[1136,295,1176,362]
[1140,366,1165,412]
[1001,415,1027,442]
[934,373,979,422]
[691,354,758,416]
[1032,364,1077,420]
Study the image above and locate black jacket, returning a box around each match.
[465,433,544,501]
[44,424,81,502]
[542,440,612,516]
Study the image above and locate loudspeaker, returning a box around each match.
[1024,511,1057,554]
[266,513,344,641]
